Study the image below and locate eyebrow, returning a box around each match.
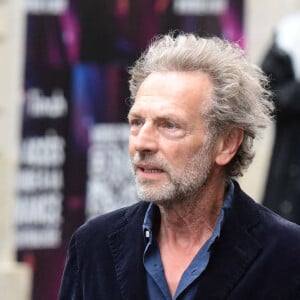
[127,110,138,117]
[128,110,188,127]
[127,111,140,122]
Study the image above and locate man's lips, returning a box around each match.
[136,163,164,174]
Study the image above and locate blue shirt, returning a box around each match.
[143,181,234,300]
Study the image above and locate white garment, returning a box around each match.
[275,12,300,80]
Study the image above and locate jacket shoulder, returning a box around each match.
[257,200,300,239]
[234,181,300,246]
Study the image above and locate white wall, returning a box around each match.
[0,0,32,299]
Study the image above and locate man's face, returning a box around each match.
[128,71,215,204]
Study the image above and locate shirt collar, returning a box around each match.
[142,180,234,243]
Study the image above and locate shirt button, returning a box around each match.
[191,269,197,275]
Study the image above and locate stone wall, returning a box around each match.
[0,0,32,299]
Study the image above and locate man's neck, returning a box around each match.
[155,177,228,297]
[157,177,227,244]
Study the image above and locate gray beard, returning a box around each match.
[131,139,214,207]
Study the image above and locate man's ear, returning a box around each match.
[215,128,244,166]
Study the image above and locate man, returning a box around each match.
[59,33,300,299]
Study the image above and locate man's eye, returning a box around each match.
[163,122,176,129]
[130,119,142,127]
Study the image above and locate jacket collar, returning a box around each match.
[194,181,262,298]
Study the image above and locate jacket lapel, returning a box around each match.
[108,202,149,300]
[194,182,262,299]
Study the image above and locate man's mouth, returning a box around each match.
[136,163,164,175]
[141,168,163,173]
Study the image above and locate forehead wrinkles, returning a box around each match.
[135,70,213,102]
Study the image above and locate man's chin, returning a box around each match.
[136,186,175,206]
[137,187,164,201]
[138,195,172,207]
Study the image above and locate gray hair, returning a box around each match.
[128,33,274,177]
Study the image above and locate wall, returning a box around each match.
[0,0,32,299]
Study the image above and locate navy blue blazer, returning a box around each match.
[59,182,300,299]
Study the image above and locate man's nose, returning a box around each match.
[132,122,158,153]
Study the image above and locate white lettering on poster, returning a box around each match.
[20,134,65,167]
[26,88,68,118]
[25,0,68,15]
[16,131,66,249]
[18,168,63,192]
[173,0,228,15]
[86,123,137,219]
[17,228,61,249]
[16,192,63,225]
